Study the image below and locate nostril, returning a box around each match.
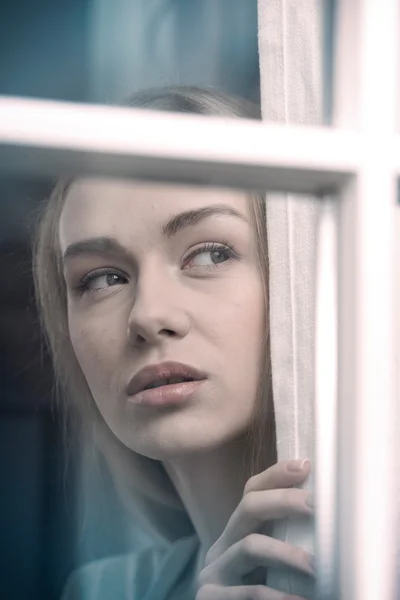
[163,329,176,337]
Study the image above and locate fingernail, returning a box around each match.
[305,492,314,509]
[287,459,310,472]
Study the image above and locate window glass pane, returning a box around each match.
[5,2,398,599]
[0,0,259,105]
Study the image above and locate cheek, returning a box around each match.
[68,316,120,393]
[217,279,266,349]
[212,280,266,414]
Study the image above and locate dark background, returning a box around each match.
[0,1,260,599]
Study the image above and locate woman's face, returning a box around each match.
[59,178,266,460]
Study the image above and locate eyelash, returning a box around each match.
[74,242,239,296]
[184,241,237,269]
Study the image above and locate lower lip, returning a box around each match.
[128,380,206,407]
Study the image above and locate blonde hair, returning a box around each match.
[32,86,276,546]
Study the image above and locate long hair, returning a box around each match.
[32,85,276,546]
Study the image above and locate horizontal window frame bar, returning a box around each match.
[0,95,377,193]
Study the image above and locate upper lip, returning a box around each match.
[127,361,207,396]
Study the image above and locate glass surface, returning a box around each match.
[3,3,399,600]
[0,0,259,105]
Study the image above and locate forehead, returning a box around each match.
[59,178,251,248]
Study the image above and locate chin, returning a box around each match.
[118,416,246,461]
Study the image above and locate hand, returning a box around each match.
[195,459,314,600]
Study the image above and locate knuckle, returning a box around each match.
[197,566,213,588]
[288,545,310,569]
[239,492,264,528]
[240,491,258,516]
[241,533,263,556]
[243,476,257,495]
[247,586,269,600]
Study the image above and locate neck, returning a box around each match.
[163,434,251,573]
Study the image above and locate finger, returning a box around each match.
[196,583,308,600]
[229,488,313,544]
[208,488,313,561]
[244,460,311,495]
[204,534,314,587]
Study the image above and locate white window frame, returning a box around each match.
[0,1,397,598]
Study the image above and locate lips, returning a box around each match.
[126,361,207,397]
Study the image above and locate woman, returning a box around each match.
[33,86,314,600]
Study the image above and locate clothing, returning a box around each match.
[60,535,200,600]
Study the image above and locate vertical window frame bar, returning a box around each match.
[332,0,398,598]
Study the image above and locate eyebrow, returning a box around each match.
[62,204,248,265]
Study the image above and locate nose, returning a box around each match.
[126,266,191,348]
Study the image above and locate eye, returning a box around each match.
[183,242,238,269]
[75,268,128,294]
